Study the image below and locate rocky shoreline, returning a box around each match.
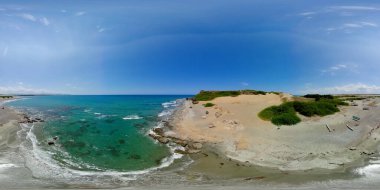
[148,99,206,155]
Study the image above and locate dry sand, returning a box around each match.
[168,94,380,171]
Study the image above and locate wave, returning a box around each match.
[0,97,26,105]
[162,100,177,108]
[123,115,143,120]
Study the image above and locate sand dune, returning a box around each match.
[169,94,380,170]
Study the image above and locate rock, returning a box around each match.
[153,127,164,135]
[349,146,357,151]
[148,133,160,140]
[205,111,209,115]
[190,142,203,149]
[215,112,222,118]
[208,124,215,128]
[202,116,207,119]
[186,149,201,154]
[192,100,199,104]
[48,141,55,145]
[53,136,58,140]
[173,139,188,147]
[158,137,170,144]
[174,149,188,154]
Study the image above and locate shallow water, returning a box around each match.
[2,95,190,187]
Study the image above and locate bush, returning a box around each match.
[304,94,334,100]
[271,113,301,126]
[203,102,215,107]
[259,97,347,126]
[194,91,241,101]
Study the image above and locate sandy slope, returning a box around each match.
[169,94,380,170]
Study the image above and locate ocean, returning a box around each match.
[3,95,190,187]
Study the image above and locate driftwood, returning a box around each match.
[325,124,332,132]
[346,124,353,131]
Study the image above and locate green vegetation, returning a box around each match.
[303,94,334,100]
[259,96,348,126]
[271,113,301,126]
[0,96,13,99]
[194,90,279,101]
[339,97,367,101]
[194,91,240,101]
[203,102,215,107]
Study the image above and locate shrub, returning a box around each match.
[194,91,241,101]
[271,113,301,126]
[203,102,215,107]
[258,102,295,121]
[259,97,347,126]
[304,94,334,100]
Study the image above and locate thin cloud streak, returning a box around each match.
[302,83,380,94]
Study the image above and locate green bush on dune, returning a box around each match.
[259,96,347,126]
[203,102,215,107]
[194,90,277,101]
[194,91,241,101]
[271,113,301,126]
[258,102,300,125]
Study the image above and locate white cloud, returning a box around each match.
[322,64,351,75]
[39,17,50,26]
[329,6,380,11]
[75,11,86,16]
[2,46,8,57]
[302,83,380,94]
[97,25,105,32]
[360,22,378,27]
[299,12,316,16]
[344,22,377,28]
[241,82,249,86]
[0,85,55,95]
[327,21,377,33]
[19,13,37,22]
[18,13,50,26]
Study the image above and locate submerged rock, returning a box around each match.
[128,154,141,160]
[153,127,164,136]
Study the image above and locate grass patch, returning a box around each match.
[0,96,13,99]
[259,96,347,126]
[203,102,215,107]
[194,89,276,101]
[303,94,334,101]
[272,113,301,126]
[194,91,241,101]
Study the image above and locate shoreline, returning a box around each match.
[2,95,380,189]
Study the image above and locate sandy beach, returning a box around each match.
[0,98,22,146]
[164,94,380,171]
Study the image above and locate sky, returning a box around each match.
[1,0,380,95]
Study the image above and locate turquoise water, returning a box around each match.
[8,95,189,172]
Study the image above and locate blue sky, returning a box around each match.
[1,0,380,95]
